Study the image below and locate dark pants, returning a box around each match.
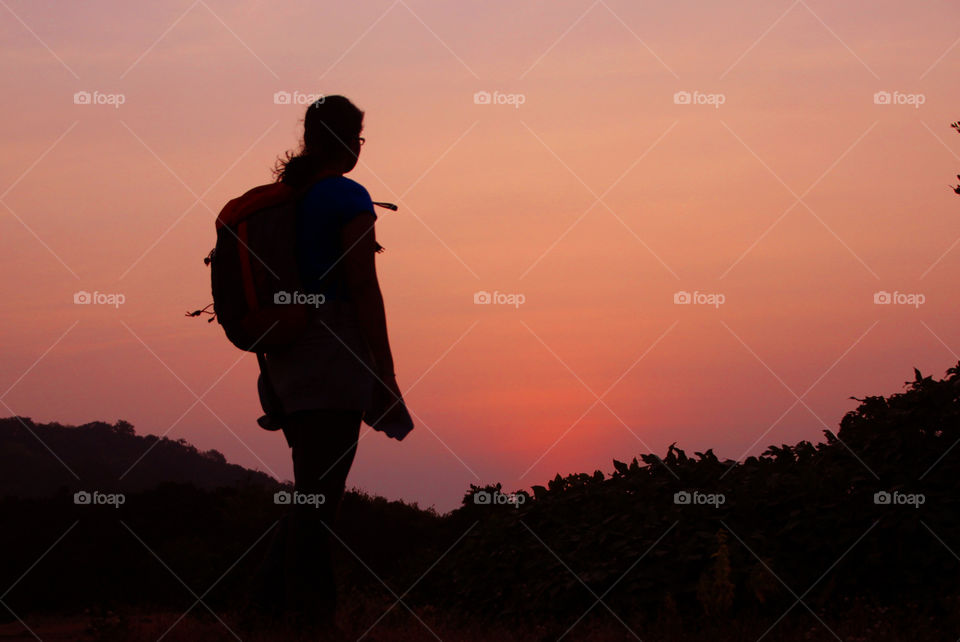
[251,408,362,622]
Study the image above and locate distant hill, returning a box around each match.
[0,417,278,498]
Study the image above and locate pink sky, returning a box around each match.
[1,0,959,510]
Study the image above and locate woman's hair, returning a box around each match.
[274,95,364,187]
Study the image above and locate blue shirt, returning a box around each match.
[296,177,376,301]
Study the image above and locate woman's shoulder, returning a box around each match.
[303,176,374,217]
[311,175,367,194]
[330,176,373,213]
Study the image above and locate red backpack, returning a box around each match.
[207,181,309,353]
[188,179,395,353]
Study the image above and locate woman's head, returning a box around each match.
[275,95,365,186]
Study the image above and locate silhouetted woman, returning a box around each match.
[249,95,413,632]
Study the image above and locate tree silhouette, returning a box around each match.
[953,121,960,195]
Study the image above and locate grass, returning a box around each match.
[2,595,952,641]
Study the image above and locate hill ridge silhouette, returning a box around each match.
[0,416,277,498]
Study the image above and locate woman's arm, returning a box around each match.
[341,212,413,437]
[340,213,395,378]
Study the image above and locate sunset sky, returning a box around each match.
[2,0,959,511]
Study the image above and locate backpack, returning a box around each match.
[188,178,396,353]
[208,181,309,353]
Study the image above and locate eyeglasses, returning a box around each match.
[358,137,366,146]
